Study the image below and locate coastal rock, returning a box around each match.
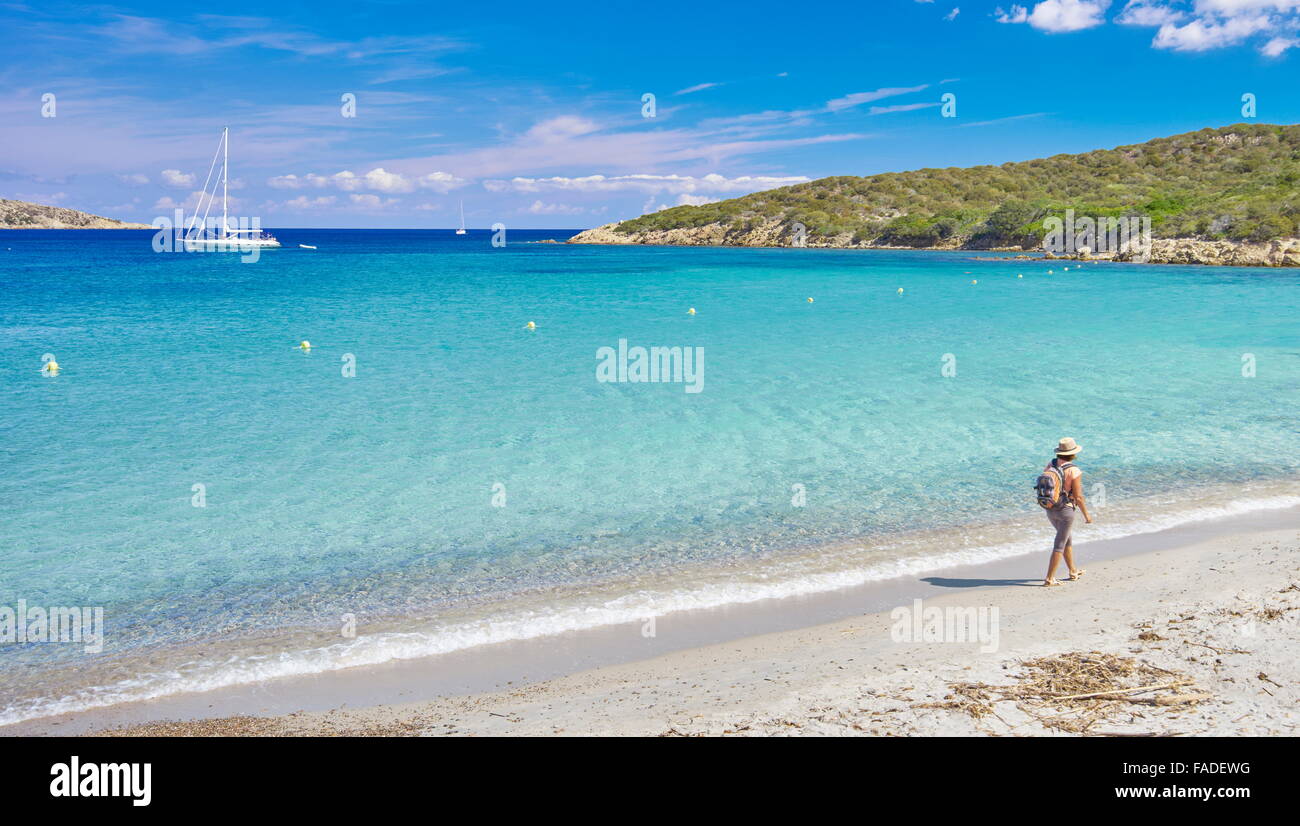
[0,198,151,229]
[570,221,1300,268]
[569,220,960,250]
[569,221,735,246]
[1113,237,1300,267]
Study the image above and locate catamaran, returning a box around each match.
[455,200,467,235]
[184,127,280,250]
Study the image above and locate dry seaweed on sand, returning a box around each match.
[921,651,1207,734]
[915,682,998,719]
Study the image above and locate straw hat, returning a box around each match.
[1054,437,1082,456]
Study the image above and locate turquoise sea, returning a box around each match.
[1,228,1297,724]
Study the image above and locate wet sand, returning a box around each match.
[9,506,1295,737]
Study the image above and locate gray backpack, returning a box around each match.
[1034,460,1074,509]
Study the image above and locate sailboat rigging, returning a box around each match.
[183,128,280,250]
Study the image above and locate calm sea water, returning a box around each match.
[1,228,1297,722]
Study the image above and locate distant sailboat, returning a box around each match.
[183,127,280,250]
[455,201,467,235]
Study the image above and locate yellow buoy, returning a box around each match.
[897,288,904,295]
[1064,266,1070,271]
[525,321,536,330]
[806,297,814,303]
[44,360,60,373]
[1047,269,1054,274]
[299,340,311,350]
[971,279,978,285]
[687,307,696,315]
[1018,274,1023,278]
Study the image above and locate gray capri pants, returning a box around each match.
[1046,504,1076,554]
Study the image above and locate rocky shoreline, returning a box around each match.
[0,198,151,229]
[569,221,1300,267]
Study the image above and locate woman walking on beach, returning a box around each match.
[1038,437,1093,587]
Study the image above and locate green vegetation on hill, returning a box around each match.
[614,124,1300,246]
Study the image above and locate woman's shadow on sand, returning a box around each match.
[921,576,1042,588]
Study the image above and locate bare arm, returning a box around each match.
[1071,472,1092,523]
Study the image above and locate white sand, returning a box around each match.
[99,524,1299,737]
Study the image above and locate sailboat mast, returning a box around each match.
[221,127,229,238]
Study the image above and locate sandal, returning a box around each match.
[1069,569,1086,581]
[1043,578,1061,587]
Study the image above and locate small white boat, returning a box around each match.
[183,127,280,251]
[299,244,317,249]
[455,200,467,235]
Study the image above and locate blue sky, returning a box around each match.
[2,0,1297,228]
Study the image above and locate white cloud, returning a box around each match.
[1035,0,1300,54]
[483,173,808,196]
[268,173,320,189]
[358,167,410,193]
[152,191,199,211]
[945,7,961,19]
[153,191,243,212]
[869,102,940,115]
[414,171,465,193]
[1153,11,1273,50]
[1262,34,1299,54]
[372,110,868,181]
[268,168,466,193]
[117,173,149,185]
[348,193,398,209]
[996,1,1111,32]
[283,195,337,209]
[523,115,600,143]
[826,85,929,112]
[1115,0,1185,26]
[676,194,719,206]
[1196,0,1300,12]
[675,82,720,95]
[525,200,584,215]
[960,112,1051,127]
[89,14,467,65]
[642,193,724,213]
[160,168,196,188]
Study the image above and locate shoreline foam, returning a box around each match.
[3,480,1296,731]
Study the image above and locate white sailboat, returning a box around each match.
[184,127,280,250]
[455,200,467,235]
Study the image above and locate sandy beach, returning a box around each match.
[48,511,1293,738]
